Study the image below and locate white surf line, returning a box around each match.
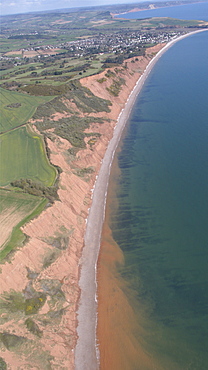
[74,29,207,370]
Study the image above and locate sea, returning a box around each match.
[116,1,208,22]
[98,3,208,370]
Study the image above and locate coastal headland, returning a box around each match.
[0,29,206,369]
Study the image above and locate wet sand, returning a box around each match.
[75,30,207,370]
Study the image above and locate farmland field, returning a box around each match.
[0,189,47,260]
[0,125,57,186]
[0,87,53,133]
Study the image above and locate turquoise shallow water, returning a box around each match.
[108,30,208,369]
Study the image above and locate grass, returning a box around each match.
[37,115,106,148]
[0,87,53,133]
[0,85,57,261]
[20,83,68,96]
[0,290,26,313]
[0,37,32,53]
[10,178,59,203]
[95,16,202,31]
[30,79,111,148]
[25,318,43,337]
[0,53,110,91]
[106,77,126,97]
[75,166,95,177]
[0,332,26,350]
[0,190,47,261]
[0,290,47,315]
[0,125,57,187]
[25,294,47,315]
[42,250,60,269]
[0,357,7,369]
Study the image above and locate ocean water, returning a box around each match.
[100,30,208,369]
[116,1,208,22]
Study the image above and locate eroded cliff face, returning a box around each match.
[0,44,164,369]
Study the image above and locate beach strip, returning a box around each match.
[75,29,207,370]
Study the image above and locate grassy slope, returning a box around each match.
[0,189,47,261]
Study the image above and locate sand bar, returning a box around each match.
[75,29,207,370]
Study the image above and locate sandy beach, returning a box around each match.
[75,30,207,370]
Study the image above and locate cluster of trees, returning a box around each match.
[11,178,59,203]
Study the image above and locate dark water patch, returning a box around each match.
[105,30,208,369]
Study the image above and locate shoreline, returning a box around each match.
[75,29,207,370]
[0,29,206,370]
[0,43,162,369]
[112,1,208,18]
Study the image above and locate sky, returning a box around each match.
[0,0,147,16]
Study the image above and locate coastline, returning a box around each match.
[0,29,206,370]
[75,29,207,369]
[97,28,208,370]
[112,1,208,18]
[0,42,163,369]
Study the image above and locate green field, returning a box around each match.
[0,125,57,186]
[0,87,53,133]
[0,77,57,262]
[0,189,47,260]
[95,16,202,30]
